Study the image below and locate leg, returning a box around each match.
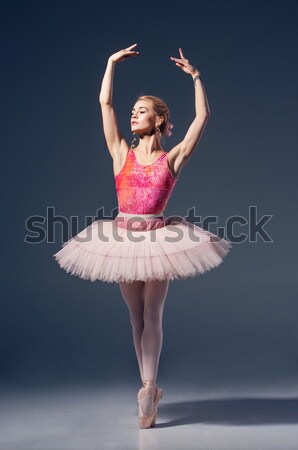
[137,279,169,419]
[119,280,145,381]
[142,279,169,382]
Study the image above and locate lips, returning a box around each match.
[132,121,138,125]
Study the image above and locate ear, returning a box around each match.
[155,116,164,127]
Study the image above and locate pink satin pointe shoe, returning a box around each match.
[137,379,163,428]
[142,379,163,410]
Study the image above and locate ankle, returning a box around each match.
[142,379,157,388]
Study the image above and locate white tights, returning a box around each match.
[119,279,169,382]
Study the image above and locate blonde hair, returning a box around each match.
[136,95,170,136]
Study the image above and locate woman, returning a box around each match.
[53,44,231,429]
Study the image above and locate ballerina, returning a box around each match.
[53,43,232,428]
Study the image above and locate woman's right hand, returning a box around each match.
[109,43,140,64]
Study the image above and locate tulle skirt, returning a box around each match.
[53,211,232,284]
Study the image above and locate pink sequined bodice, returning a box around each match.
[115,148,178,214]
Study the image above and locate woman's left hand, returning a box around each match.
[170,48,199,76]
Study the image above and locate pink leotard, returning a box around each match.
[115,148,178,215]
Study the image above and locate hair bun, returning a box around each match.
[164,121,174,137]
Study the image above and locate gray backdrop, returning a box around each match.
[2,0,298,391]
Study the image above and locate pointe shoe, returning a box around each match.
[137,379,163,428]
[150,383,163,428]
[137,379,157,429]
[141,378,163,409]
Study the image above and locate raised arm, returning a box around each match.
[167,48,210,178]
[99,44,139,158]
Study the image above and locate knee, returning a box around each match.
[144,310,162,327]
[129,310,144,327]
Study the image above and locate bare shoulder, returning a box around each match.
[112,138,130,177]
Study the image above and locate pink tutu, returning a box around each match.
[53,212,232,284]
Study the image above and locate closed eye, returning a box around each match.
[131,111,145,115]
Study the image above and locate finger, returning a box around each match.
[172,60,185,68]
[126,43,138,50]
[179,48,185,59]
[124,52,140,59]
[170,57,183,62]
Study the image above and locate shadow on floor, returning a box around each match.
[155,397,298,428]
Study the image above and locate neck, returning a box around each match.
[135,133,162,154]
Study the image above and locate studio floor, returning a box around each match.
[1,380,298,450]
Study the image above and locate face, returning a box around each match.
[131,100,162,135]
